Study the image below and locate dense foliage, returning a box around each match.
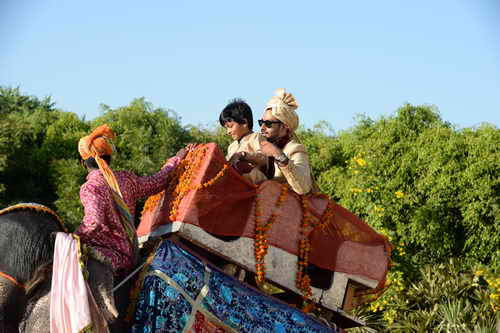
[350,259,498,332]
[1,87,498,330]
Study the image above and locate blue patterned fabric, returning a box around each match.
[132,240,337,333]
[133,277,192,332]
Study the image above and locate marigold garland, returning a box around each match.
[296,195,337,312]
[167,148,203,220]
[252,185,338,312]
[141,146,230,223]
[254,183,288,283]
[141,158,184,217]
[168,146,229,221]
[315,200,337,237]
[297,196,313,301]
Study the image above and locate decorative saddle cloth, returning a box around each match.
[130,239,338,333]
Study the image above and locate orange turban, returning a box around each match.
[78,124,116,160]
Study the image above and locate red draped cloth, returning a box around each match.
[138,143,391,289]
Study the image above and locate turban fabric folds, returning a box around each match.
[78,124,123,196]
[78,124,116,160]
[265,88,299,132]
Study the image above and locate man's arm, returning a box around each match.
[277,148,313,195]
[131,156,181,199]
[131,144,194,199]
[260,141,313,195]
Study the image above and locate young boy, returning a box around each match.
[219,99,269,184]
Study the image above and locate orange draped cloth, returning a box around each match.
[138,143,391,289]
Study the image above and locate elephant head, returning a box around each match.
[0,207,136,333]
[19,256,125,333]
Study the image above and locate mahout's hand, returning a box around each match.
[176,143,197,159]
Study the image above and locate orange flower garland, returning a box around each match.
[312,198,337,238]
[253,186,337,312]
[141,157,185,217]
[254,183,288,283]
[297,196,314,300]
[168,146,229,221]
[142,191,165,215]
[168,147,207,220]
[141,146,230,222]
[297,194,337,311]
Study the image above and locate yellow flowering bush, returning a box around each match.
[350,259,498,332]
[473,264,500,313]
[394,191,404,198]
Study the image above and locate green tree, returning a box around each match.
[0,87,73,208]
[302,104,499,331]
[0,86,55,117]
[54,98,193,230]
[312,104,499,273]
[188,123,232,153]
[0,90,193,230]
[92,98,191,175]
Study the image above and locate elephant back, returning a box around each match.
[0,203,66,285]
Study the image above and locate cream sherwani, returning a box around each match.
[226,132,268,184]
[263,88,313,195]
[272,139,313,195]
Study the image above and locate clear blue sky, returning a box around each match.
[1,0,499,131]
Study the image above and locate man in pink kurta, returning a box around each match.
[48,124,192,330]
[76,124,191,277]
[74,157,180,276]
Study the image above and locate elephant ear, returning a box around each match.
[86,255,118,323]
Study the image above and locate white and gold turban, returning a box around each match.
[265,88,299,132]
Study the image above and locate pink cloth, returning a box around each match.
[50,233,108,333]
[75,157,180,275]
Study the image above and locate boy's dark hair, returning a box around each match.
[219,99,253,130]
[82,155,111,169]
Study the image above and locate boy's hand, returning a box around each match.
[228,151,245,165]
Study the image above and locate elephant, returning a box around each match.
[0,206,138,333]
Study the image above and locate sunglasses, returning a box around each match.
[258,119,282,128]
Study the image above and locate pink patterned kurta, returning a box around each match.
[75,157,180,276]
